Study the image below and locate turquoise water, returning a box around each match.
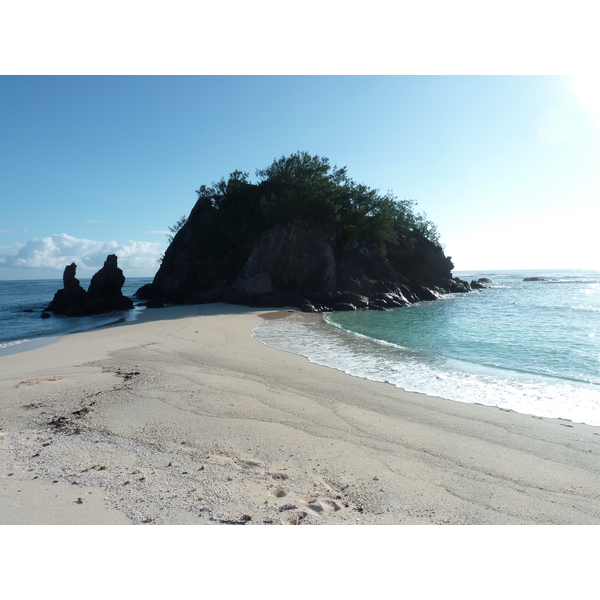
[253,270,600,426]
[0,277,153,354]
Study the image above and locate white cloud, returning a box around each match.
[0,243,23,256]
[0,233,164,276]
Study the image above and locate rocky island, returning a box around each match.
[137,152,471,311]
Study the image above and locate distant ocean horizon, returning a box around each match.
[253,269,600,427]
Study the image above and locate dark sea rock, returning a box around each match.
[45,255,133,317]
[146,298,165,309]
[446,277,472,293]
[135,283,155,299]
[301,301,333,313]
[524,277,546,282]
[470,277,493,289]
[368,303,387,311]
[46,262,90,316]
[372,291,411,308]
[332,302,356,311]
[87,254,134,313]
[335,291,369,309]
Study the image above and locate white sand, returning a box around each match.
[2,303,600,525]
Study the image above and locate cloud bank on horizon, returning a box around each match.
[0,233,163,278]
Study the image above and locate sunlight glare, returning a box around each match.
[573,75,600,127]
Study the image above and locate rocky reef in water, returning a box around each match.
[45,254,134,317]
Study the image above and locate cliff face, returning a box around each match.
[226,219,338,306]
[139,212,470,311]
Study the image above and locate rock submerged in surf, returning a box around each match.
[470,278,493,289]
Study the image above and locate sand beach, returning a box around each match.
[2,303,600,526]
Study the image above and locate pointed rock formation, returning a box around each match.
[46,262,90,317]
[87,254,134,312]
[45,255,133,316]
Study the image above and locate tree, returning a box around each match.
[167,215,188,244]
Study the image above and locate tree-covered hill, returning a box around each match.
[138,152,470,310]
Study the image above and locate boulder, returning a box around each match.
[368,303,387,311]
[146,298,165,309]
[470,277,493,289]
[332,302,356,311]
[335,291,369,309]
[372,292,410,308]
[411,285,441,302]
[446,277,472,293]
[135,283,155,299]
[301,300,333,313]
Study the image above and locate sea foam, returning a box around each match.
[252,271,600,427]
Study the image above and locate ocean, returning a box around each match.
[252,269,600,427]
[0,277,153,356]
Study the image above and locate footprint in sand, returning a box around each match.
[269,487,287,498]
[281,510,307,525]
[306,498,341,516]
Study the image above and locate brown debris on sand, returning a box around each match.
[17,375,67,387]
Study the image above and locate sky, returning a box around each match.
[1,9,600,280]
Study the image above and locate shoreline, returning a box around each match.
[0,335,60,358]
[0,305,145,357]
[2,303,600,524]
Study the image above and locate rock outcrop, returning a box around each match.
[45,262,90,317]
[46,255,133,316]
[87,254,134,313]
[138,214,471,312]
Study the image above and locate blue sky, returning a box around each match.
[1,74,599,279]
